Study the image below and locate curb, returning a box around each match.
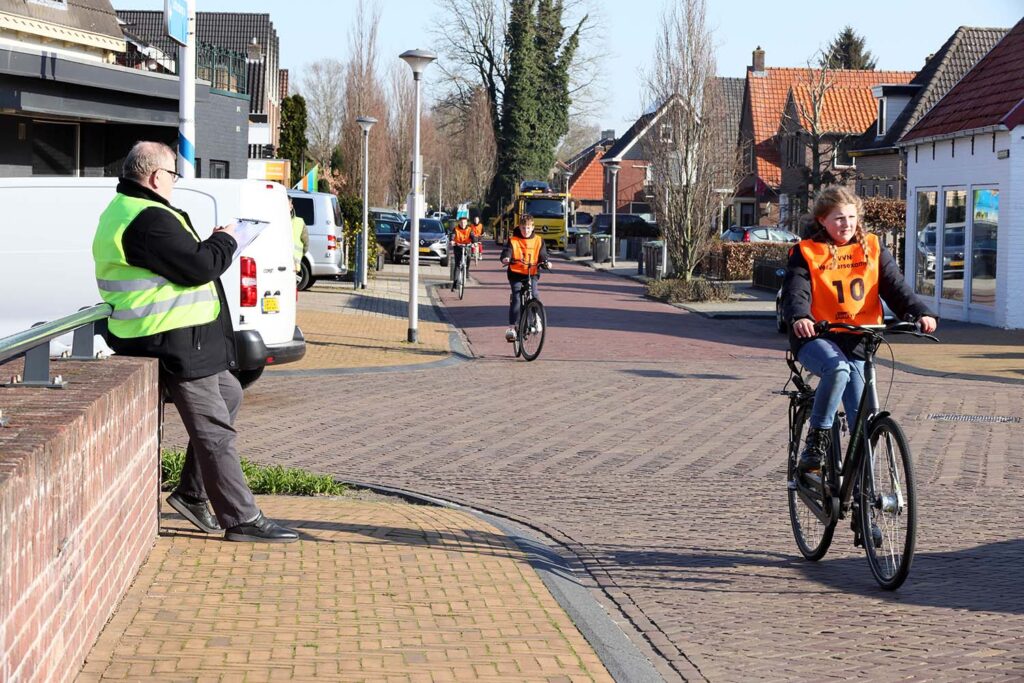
[341,479,673,683]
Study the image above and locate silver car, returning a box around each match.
[393,218,449,267]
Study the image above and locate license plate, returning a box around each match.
[262,296,279,313]
[419,247,431,254]
[949,261,963,267]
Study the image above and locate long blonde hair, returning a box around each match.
[807,185,870,266]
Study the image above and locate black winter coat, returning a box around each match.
[103,179,239,379]
[781,233,935,360]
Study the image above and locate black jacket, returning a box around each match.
[782,234,935,360]
[103,179,239,379]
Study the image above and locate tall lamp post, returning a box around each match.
[562,168,572,250]
[399,48,436,343]
[356,116,377,290]
[602,160,621,267]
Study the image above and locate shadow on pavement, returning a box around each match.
[620,369,743,380]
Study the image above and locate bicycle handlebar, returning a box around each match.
[812,320,939,342]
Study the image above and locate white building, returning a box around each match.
[896,18,1024,328]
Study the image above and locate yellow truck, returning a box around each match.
[494,181,571,250]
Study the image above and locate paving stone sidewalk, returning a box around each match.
[78,496,612,682]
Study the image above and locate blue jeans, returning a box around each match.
[508,274,539,325]
[797,338,866,430]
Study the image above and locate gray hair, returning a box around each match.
[122,141,176,180]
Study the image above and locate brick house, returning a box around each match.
[737,46,912,228]
[564,132,615,216]
[117,11,281,169]
[0,0,248,178]
[850,27,1007,201]
[896,17,1024,328]
[775,70,915,231]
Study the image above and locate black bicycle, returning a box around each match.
[780,321,938,590]
[509,260,547,361]
[451,244,470,300]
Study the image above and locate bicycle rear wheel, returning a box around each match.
[787,406,836,560]
[859,416,916,590]
[518,299,546,361]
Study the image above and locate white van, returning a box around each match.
[0,177,305,387]
[287,189,346,290]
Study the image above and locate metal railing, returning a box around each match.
[114,42,248,95]
[0,304,112,395]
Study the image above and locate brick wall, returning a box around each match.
[0,356,160,682]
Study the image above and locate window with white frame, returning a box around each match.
[833,138,855,168]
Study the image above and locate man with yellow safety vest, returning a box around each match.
[499,215,550,342]
[92,141,298,543]
[289,198,309,276]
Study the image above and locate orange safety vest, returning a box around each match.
[509,235,542,275]
[471,223,483,237]
[798,234,883,327]
[453,225,474,245]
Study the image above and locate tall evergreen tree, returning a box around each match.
[820,25,877,70]
[278,94,308,186]
[497,0,540,203]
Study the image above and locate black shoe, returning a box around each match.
[167,491,221,534]
[224,512,299,543]
[798,427,830,474]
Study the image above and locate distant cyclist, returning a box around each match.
[782,186,937,475]
[471,216,484,259]
[499,215,550,342]
[450,217,478,286]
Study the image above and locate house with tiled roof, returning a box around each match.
[895,17,1024,328]
[850,27,1008,200]
[776,69,915,229]
[117,11,281,167]
[0,0,247,178]
[736,46,914,227]
[564,132,615,216]
[599,77,744,225]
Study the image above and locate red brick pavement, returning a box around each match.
[166,243,1024,681]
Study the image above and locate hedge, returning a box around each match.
[703,242,792,280]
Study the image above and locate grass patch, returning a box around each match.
[161,449,347,496]
[646,277,734,303]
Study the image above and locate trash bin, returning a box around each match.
[592,234,610,263]
[576,230,591,257]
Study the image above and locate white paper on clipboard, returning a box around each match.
[231,218,269,260]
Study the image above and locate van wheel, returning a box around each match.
[235,367,264,389]
[298,261,313,291]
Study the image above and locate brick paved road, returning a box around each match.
[168,245,1024,681]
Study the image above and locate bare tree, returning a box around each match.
[386,63,414,206]
[299,59,346,170]
[433,86,497,211]
[645,0,737,281]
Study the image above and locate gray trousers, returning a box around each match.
[162,369,259,528]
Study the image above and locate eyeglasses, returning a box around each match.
[158,168,183,183]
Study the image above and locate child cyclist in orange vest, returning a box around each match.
[499,215,550,342]
[782,186,937,474]
[450,217,479,286]
[471,216,484,259]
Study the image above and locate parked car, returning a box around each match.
[287,189,346,290]
[393,218,449,266]
[590,213,659,238]
[917,223,966,279]
[374,218,404,261]
[722,225,799,243]
[370,207,404,223]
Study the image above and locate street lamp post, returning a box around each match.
[562,169,572,251]
[602,160,621,267]
[356,115,377,290]
[399,48,436,343]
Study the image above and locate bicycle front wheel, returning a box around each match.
[457,265,465,300]
[787,406,836,561]
[859,416,916,590]
[518,299,546,361]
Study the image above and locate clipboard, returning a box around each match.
[231,218,269,260]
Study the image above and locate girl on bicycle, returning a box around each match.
[500,215,550,342]
[782,186,937,474]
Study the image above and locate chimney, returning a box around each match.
[601,129,615,141]
[751,46,765,73]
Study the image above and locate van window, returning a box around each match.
[292,197,315,225]
[331,196,343,227]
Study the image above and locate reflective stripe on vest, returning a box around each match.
[798,233,883,327]
[291,216,305,267]
[453,226,473,244]
[510,235,541,275]
[93,194,220,339]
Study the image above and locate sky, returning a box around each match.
[112,0,1022,136]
